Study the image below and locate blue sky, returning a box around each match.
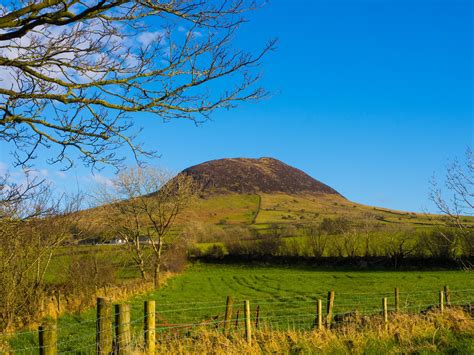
[1,0,472,212]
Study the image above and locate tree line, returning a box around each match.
[190,220,472,268]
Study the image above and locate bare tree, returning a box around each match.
[0,172,48,219]
[0,172,82,331]
[338,230,361,258]
[97,167,196,286]
[0,1,275,169]
[319,217,350,235]
[319,217,361,258]
[304,223,328,258]
[384,231,417,269]
[361,212,376,257]
[430,148,474,268]
[97,171,151,280]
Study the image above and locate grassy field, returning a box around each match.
[8,263,473,352]
[44,245,144,285]
[181,194,260,225]
[83,192,474,236]
[255,193,460,227]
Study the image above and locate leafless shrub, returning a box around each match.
[66,254,116,313]
[161,234,193,272]
[206,244,226,259]
[182,222,227,243]
[304,224,328,258]
[384,232,417,268]
[253,237,283,256]
[0,171,83,331]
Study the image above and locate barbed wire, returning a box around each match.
[10,304,473,353]
[5,294,472,339]
[4,289,472,352]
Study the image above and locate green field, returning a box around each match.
[85,192,474,236]
[8,263,473,353]
[43,245,149,285]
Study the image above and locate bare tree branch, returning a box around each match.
[0,171,84,331]
[0,0,275,169]
[429,148,474,269]
[96,166,197,286]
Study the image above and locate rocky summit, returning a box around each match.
[181,157,342,196]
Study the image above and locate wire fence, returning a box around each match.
[3,287,473,353]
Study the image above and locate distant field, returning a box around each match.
[180,192,474,234]
[180,194,260,225]
[44,245,143,285]
[83,192,474,237]
[9,263,473,352]
[254,193,459,227]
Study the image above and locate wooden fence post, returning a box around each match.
[56,290,61,314]
[315,299,323,330]
[326,290,335,328]
[444,285,450,306]
[144,300,155,354]
[394,287,400,313]
[115,304,131,354]
[39,319,57,355]
[235,310,240,330]
[255,305,260,329]
[223,296,233,336]
[96,298,112,354]
[383,297,388,326]
[244,300,252,344]
[439,290,445,313]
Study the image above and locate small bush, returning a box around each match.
[207,244,226,259]
[162,241,188,272]
[65,255,116,312]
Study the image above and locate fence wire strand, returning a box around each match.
[4,288,473,352]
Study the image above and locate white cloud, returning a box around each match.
[55,171,67,179]
[177,25,202,38]
[0,161,7,176]
[186,30,202,38]
[27,168,49,178]
[89,173,114,188]
[137,30,166,48]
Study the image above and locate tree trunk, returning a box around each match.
[134,255,147,281]
[153,239,163,288]
[140,267,148,281]
[153,263,160,288]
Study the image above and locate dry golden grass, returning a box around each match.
[147,308,473,354]
[178,194,260,225]
[78,190,474,236]
[256,193,450,227]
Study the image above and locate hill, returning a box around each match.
[177,157,461,229]
[182,157,342,196]
[81,157,474,235]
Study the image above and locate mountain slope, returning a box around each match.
[176,158,459,228]
[82,157,472,235]
[182,157,342,196]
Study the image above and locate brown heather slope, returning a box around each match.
[182,157,342,196]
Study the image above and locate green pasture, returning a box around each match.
[8,263,473,353]
[44,245,144,285]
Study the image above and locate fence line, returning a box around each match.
[13,305,472,353]
[4,297,473,339]
[3,286,473,353]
